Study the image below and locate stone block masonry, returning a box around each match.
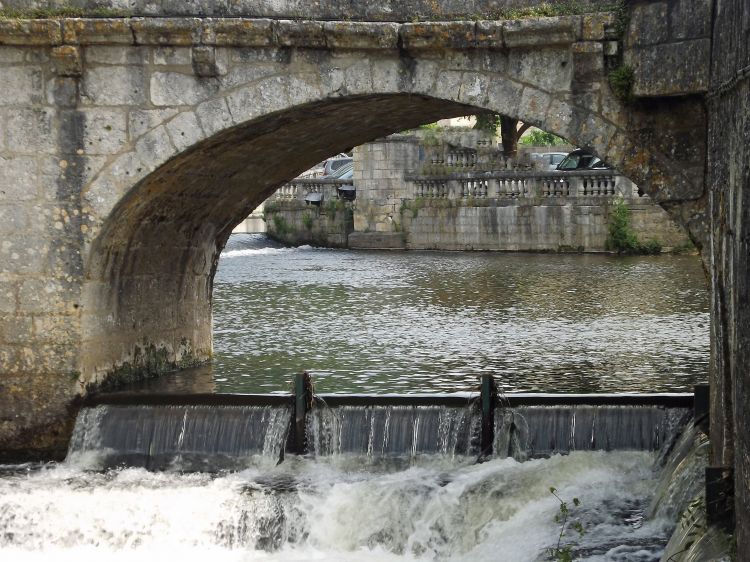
[0,9,712,466]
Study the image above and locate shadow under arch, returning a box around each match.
[79,92,661,389]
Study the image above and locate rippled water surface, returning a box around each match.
[175,234,710,395]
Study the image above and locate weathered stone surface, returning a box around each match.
[670,0,712,40]
[707,0,750,552]
[572,41,603,87]
[154,46,191,66]
[0,66,44,105]
[132,17,201,45]
[627,39,711,96]
[194,97,232,137]
[0,19,62,46]
[150,71,216,106]
[191,46,219,77]
[51,45,83,76]
[7,108,57,154]
[504,16,580,48]
[84,45,145,65]
[63,18,134,45]
[80,108,128,154]
[202,18,273,47]
[82,65,147,104]
[323,22,398,50]
[475,21,503,49]
[165,111,203,151]
[275,20,326,48]
[626,1,668,47]
[400,22,476,50]
[582,13,614,41]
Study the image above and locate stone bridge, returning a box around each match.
[1,0,749,550]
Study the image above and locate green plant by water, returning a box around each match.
[547,487,585,562]
[272,215,291,237]
[606,198,662,255]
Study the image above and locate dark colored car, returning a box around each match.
[556,149,610,171]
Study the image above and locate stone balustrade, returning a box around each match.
[408,170,634,200]
[270,178,352,203]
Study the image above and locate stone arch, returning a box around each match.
[79,48,688,387]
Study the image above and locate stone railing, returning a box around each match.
[270,177,351,203]
[407,170,635,200]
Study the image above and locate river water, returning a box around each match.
[0,235,710,561]
[203,234,708,395]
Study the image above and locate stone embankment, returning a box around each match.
[265,135,690,252]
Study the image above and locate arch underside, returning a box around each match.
[81,49,705,387]
[83,95,479,381]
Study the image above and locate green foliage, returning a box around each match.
[606,199,662,255]
[606,199,638,253]
[324,198,346,220]
[611,0,630,38]
[411,198,426,218]
[520,130,566,146]
[547,487,584,562]
[0,6,129,18]
[272,214,290,236]
[473,113,501,135]
[639,238,663,255]
[609,65,635,103]
[419,125,443,147]
[302,212,314,230]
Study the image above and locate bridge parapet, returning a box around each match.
[0,13,616,50]
[0,0,616,22]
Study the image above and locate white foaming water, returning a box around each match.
[0,451,673,561]
[221,245,315,258]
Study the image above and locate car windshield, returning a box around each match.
[550,154,565,165]
[557,153,597,170]
[332,162,354,178]
[557,154,581,170]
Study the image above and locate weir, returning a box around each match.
[70,375,695,470]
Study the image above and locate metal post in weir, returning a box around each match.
[292,371,313,454]
[480,374,498,460]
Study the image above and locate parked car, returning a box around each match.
[556,149,610,171]
[331,161,353,179]
[322,154,353,176]
[532,152,568,171]
[331,162,355,200]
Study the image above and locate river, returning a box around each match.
[200,234,708,395]
[0,235,710,561]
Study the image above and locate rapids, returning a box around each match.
[0,451,676,561]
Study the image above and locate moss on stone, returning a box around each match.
[91,341,205,393]
[608,64,635,103]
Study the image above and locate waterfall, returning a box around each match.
[494,405,689,459]
[67,404,291,471]
[306,405,480,459]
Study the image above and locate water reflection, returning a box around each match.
[204,235,709,395]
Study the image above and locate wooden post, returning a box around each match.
[293,372,312,454]
[694,383,710,432]
[480,374,497,460]
[706,466,734,532]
